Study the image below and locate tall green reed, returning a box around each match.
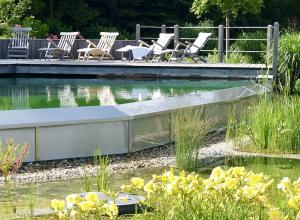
[277,31,300,94]
[228,94,300,153]
[172,107,215,171]
[83,149,110,192]
[94,150,110,192]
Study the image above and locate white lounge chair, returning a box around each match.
[8,27,32,59]
[116,33,174,62]
[38,32,79,60]
[168,32,212,63]
[77,32,119,61]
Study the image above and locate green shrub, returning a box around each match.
[226,52,253,64]
[208,49,253,64]
[21,17,49,38]
[229,30,267,63]
[277,32,300,94]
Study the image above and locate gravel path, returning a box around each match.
[1,130,300,185]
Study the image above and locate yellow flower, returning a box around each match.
[277,177,291,191]
[210,167,225,182]
[50,199,65,212]
[144,180,155,194]
[242,186,257,199]
[104,202,119,219]
[268,208,286,220]
[66,194,82,208]
[131,177,144,189]
[288,195,300,210]
[78,201,94,212]
[85,192,99,204]
[248,173,264,185]
[223,177,239,190]
[121,184,132,192]
[165,182,179,195]
[231,167,246,177]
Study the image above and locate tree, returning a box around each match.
[0,0,31,36]
[191,0,263,59]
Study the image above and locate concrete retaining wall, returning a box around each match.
[0,85,264,161]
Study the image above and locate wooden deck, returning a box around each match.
[0,59,272,79]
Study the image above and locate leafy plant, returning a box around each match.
[121,167,275,219]
[0,138,29,182]
[0,0,31,36]
[277,31,300,94]
[21,16,49,38]
[172,108,214,171]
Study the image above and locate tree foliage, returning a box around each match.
[191,0,263,20]
[0,0,299,38]
[0,0,31,36]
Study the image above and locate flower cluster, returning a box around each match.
[50,192,118,219]
[121,167,275,219]
[277,177,300,218]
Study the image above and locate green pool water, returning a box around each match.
[0,78,250,110]
[2,156,298,219]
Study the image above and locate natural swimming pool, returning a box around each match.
[0,78,250,110]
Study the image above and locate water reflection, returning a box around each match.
[0,78,250,110]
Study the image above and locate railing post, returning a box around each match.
[161,24,166,33]
[174,25,179,47]
[272,22,279,81]
[266,24,273,63]
[218,25,224,63]
[136,24,141,42]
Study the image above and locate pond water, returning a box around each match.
[0,78,250,110]
[2,156,298,219]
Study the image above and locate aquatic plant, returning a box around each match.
[94,150,110,192]
[228,94,300,153]
[0,138,29,182]
[172,108,215,170]
[277,31,300,94]
[83,166,92,192]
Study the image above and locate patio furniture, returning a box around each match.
[168,32,212,63]
[38,32,79,60]
[77,32,119,61]
[116,33,174,62]
[7,27,32,59]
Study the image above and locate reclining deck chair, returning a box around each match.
[8,27,32,59]
[168,32,212,63]
[77,32,119,61]
[116,33,174,62]
[39,32,79,60]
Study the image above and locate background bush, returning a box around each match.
[229,30,267,63]
[277,31,300,94]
